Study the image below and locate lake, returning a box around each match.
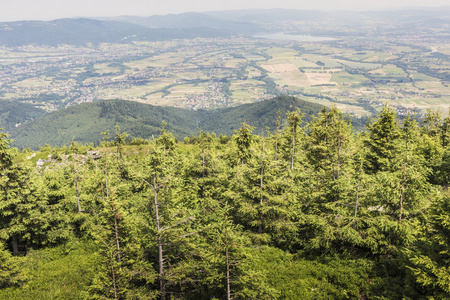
[253,33,336,42]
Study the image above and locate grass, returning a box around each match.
[331,72,369,86]
[290,58,319,68]
[301,54,343,68]
[410,71,441,82]
[13,77,52,88]
[224,58,245,68]
[362,52,395,63]
[338,60,382,70]
[93,63,120,74]
[381,65,406,75]
[277,71,311,88]
[231,82,265,100]
[0,240,98,300]
[266,49,300,65]
[370,65,406,76]
[244,54,267,61]
[168,84,207,97]
[124,55,184,69]
[246,66,263,77]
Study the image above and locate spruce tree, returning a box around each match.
[135,132,201,299]
[0,129,50,255]
[86,136,156,299]
[409,195,450,298]
[364,105,401,174]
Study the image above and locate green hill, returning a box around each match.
[198,95,322,134]
[9,100,199,148]
[8,96,324,149]
[0,101,47,135]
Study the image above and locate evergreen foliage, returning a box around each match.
[1,105,450,299]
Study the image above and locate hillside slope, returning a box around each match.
[0,101,47,135]
[10,100,199,148]
[9,96,324,149]
[198,96,322,135]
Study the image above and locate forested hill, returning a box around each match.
[0,101,47,134]
[199,95,322,135]
[9,100,199,149]
[9,96,324,149]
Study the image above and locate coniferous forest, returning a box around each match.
[1,104,450,299]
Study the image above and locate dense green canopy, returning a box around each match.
[1,105,449,299]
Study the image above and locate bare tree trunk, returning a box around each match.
[202,149,205,176]
[75,175,82,213]
[114,211,121,262]
[104,151,109,198]
[354,160,363,218]
[225,212,231,300]
[398,178,405,221]
[153,175,165,300]
[399,162,406,221]
[142,175,166,299]
[3,180,19,255]
[275,110,280,161]
[259,127,265,234]
[400,135,409,221]
[336,123,342,180]
[110,251,118,299]
[336,142,341,180]
[201,148,206,202]
[291,125,296,170]
[117,143,121,163]
[11,235,19,256]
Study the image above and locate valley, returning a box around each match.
[1,29,449,120]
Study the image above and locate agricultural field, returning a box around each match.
[0,33,449,118]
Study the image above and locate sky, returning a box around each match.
[0,0,449,22]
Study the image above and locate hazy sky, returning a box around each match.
[1,0,449,22]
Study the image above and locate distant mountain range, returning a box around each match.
[0,18,239,47]
[6,96,324,149]
[101,12,261,33]
[0,8,449,47]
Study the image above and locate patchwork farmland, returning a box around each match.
[1,34,449,118]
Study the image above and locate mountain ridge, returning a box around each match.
[1,8,449,47]
[7,96,324,149]
[0,18,237,47]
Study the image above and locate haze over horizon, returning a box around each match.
[1,0,449,23]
